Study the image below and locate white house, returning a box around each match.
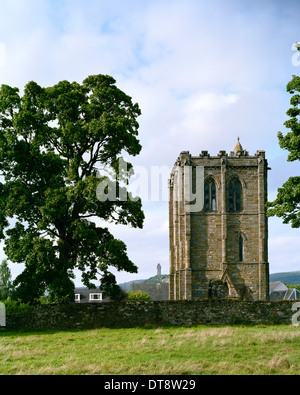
[74,288,109,303]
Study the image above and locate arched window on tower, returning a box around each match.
[228,177,242,212]
[239,235,243,262]
[204,178,217,212]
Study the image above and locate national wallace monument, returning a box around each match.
[169,139,269,301]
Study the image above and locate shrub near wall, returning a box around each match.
[6,299,298,330]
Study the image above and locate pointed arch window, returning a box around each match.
[228,177,242,212]
[204,178,217,212]
[239,235,243,262]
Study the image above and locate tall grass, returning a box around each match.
[1,325,300,375]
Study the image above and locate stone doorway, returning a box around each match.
[208,280,229,299]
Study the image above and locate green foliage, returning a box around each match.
[267,176,300,228]
[143,274,169,283]
[0,259,13,300]
[0,75,144,303]
[100,271,126,301]
[267,62,300,228]
[2,298,33,315]
[286,284,300,292]
[125,290,152,301]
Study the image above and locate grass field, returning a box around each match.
[1,325,300,375]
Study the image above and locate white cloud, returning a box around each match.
[269,236,300,274]
[0,0,299,283]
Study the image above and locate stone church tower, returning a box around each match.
[169,139,269,301]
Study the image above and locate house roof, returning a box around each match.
[269,281,288,293]
[269,282,300,300]
[74,288,110,303]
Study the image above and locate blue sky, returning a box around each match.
[0,0,299,284]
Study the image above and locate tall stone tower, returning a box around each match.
[157,263,162,277]
[169,139,269,301]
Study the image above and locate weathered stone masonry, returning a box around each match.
[6,300,297,329]
[169,141,269,301]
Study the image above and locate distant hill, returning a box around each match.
[143,274,169,284]
[270,271,300,285]
[119,271,300,291]
[119,274,169,291]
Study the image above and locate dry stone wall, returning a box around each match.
[6,300,298,330]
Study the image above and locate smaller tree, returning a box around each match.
[267,53,300,228]
[0,259,13,300]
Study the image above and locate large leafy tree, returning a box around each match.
[0,74,144,303]
[267,57,300,228]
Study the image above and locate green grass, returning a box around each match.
[1,325,300,375]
